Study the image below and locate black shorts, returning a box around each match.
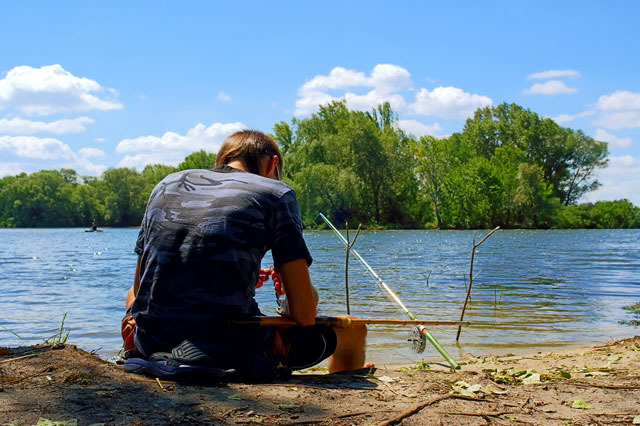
[282,325,337,370]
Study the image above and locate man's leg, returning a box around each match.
[121,285,137,353]
[328,320,368,373]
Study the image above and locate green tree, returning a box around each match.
[98,167,146,226]
[461,103,608,206]
[412,135,459,228]
[177,150,217,171]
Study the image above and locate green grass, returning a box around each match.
[43,312,70,345]
[1,324,24,340]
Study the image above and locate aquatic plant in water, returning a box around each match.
[620,301,640,326]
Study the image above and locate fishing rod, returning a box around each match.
[231,317,555,333]
[233,316,471,327]
[317,213,459,369]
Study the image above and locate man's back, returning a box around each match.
[131,165,311,361]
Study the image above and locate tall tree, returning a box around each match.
[177,150,217,171]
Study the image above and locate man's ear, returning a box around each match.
[266,155,280,180]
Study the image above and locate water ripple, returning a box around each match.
[1,228,638,364]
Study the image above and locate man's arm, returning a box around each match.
[278,258,317,327]
[125,256,142,310]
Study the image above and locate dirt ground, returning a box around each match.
[1,336,639,426]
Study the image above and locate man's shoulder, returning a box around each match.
[156,168,294,198]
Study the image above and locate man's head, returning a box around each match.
[216,130,282,179]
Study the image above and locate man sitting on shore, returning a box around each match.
[121,130,370,381]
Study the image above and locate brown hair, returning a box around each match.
[216,130,283,177]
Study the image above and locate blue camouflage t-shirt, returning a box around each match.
[131,165,311,363]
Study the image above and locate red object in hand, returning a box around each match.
[255,266,285,296]
[270,266,285,296]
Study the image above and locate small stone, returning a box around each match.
[0,385,5,392]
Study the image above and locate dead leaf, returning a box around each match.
[522,373,541,385]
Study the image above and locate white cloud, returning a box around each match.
[0,116,94,134]
[0,162,23,177]
[116,121,246,170]
[409,86,492,119]
[296,64,412,115]
[523,80,578,95]
[295,64,491,120]
[596,90,640,111]
[593,90,640,130]
[0,135,106,175]
[0,64,122,116]
[78,147,105,158]
[369,64,412,95]
[527,69,581,80]
[552,110,595,124]
[0,135,75,160]
[295,91,338,116]
[593,111,640,130]
[344,91,406,112]
[586,155,640,205]
[217,91,232,102]
[396,119,443,137]
[299,67,370,93]
[594,129,632,148]
[95,137,106,143]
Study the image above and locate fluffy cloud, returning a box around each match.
[527,69,581,79]
[587,155,640,205]
[296,64,412,115]
[0,116,94,134]
[593,111,640,130]
[0,135,106,174]
[295,64,492,120]
[409,87,492,119]
[116,121,246,170]
[217,91,232,102]
[0,135,76,160]
[596,91,640,111]
[594,129,632,148]
[300,67,366,92]
[523,80,578,95]
[552,110,595,124]
[0,64,122,116]
[78,147,106,158]
[592,91,640,130]
[396,119,443,137]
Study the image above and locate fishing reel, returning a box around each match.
[408,326,427,353]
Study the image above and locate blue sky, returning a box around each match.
[1,1,639,205]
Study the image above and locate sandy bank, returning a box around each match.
[1,336,639,425]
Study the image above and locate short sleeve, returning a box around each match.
[271,189,312,268]
[134,222,145,255]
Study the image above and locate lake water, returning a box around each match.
[1,228,638,366]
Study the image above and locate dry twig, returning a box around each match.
[0,353,38,364]
[344,222,361,315]
[456,226,500,341]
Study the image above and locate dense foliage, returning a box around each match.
[0,103,638,229]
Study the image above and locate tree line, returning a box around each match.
[0,102,638,229]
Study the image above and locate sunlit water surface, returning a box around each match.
[1,228,638,365]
